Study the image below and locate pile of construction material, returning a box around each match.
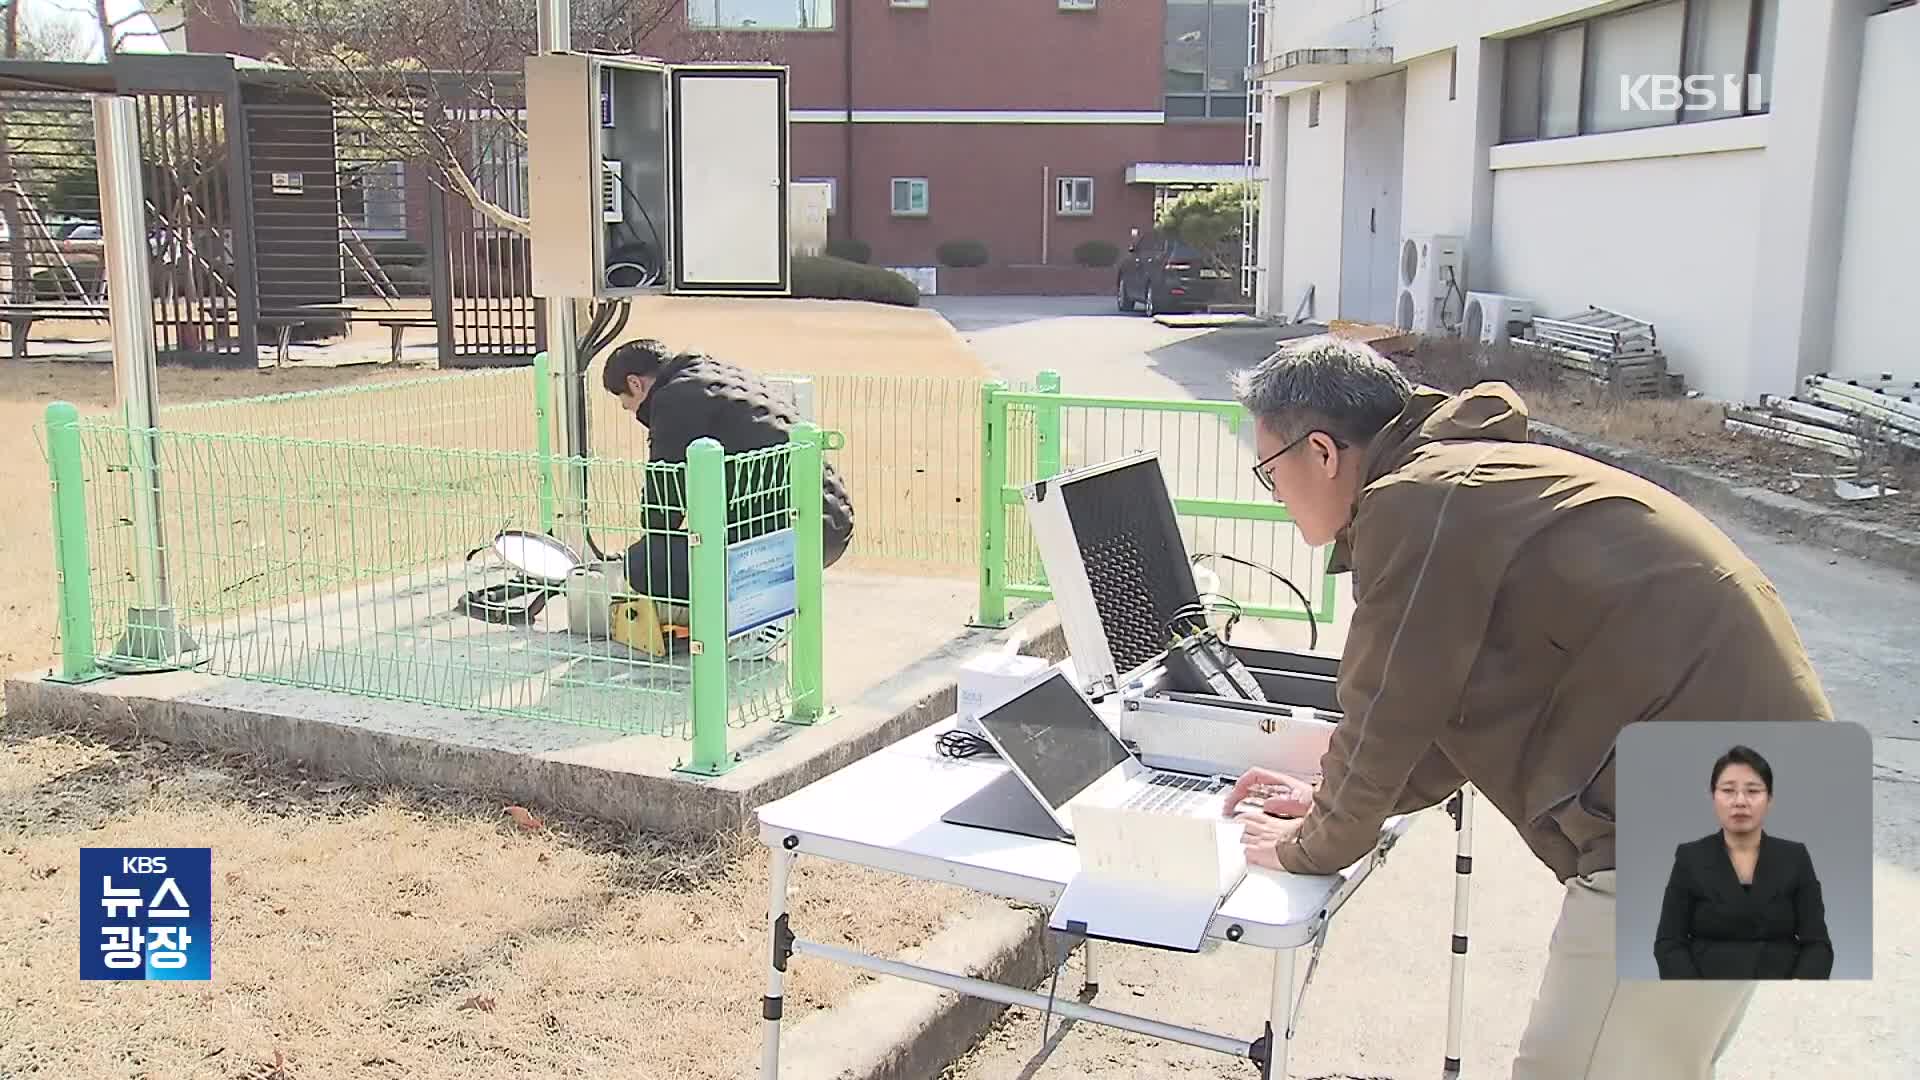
[1511,306,1679,397]
[1727,374,1920,462]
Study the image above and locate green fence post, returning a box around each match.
[787,423,827,724]
[681,438,732,776]
[44,402,101,684]
[532,349,557,534]
[1035,369,1062,481]
[974,380,1011,628]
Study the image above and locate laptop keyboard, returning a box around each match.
[1120,772,1221,816]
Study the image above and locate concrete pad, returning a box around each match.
[6,571,1065,838]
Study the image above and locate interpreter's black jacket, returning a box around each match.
[1654,831,1833,980]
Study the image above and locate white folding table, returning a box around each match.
[754,714,1456,1079]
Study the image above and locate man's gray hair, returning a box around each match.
[1230,335,1412,446]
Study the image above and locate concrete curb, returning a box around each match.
[4,605,1068,840]
[1530,420,1920,580]
[776,902,1056,1080]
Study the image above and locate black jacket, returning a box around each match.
[1654,831,1833,980]
[635,354,854,564]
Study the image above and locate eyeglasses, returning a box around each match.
[1250,429,1347,493]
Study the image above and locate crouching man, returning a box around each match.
[601,340,855,638]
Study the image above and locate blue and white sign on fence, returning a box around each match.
[80,847,212,981]
[727,528,798,637]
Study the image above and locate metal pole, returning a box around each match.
[95,95,193,662]
[790,936,1258,1058]
[44,401,100,683]
[760,847,795,1078]
[1444,786,1476,1077]
[534,0,589,558]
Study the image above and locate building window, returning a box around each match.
[891,178,929,217]
[889,0,929,8]
[1165,0,1251,120]
[687,0,834,30]
[1056,177,1093,216]
[1501,0,1777,144]
[1308,89,1321,128]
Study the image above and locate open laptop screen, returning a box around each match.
[975,673,1134,812]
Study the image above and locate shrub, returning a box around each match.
[825,238,872,264]
[791,254,921,307]
[1074,240,1120,268]
[935,239,989,268]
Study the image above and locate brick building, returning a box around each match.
[184,0,1250,295]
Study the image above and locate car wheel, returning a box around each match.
[1116,276,1133,313]
[1145,284,1159,317]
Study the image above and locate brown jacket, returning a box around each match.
[1273,383,1834,882]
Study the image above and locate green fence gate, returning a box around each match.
[975,371,1340,634]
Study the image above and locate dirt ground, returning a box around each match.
[0,714,987,1079]
[1400,340,1920,535]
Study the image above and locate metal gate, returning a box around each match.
[443,106,540,366]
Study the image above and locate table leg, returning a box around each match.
[1265,947,1295,1079]
[1444,786,1476,1076]
[761,846,797,1079]
[1082,938,1099,994]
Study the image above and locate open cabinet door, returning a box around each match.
[669,66,790,295]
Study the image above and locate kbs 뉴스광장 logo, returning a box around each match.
[79,848,212,981]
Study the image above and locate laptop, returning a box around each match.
[969,671,1251,951]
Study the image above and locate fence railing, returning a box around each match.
[977,372,1339,631]
[165,360,996,577]
[40,401,826,776]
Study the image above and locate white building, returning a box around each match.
[1246,0,1916,403]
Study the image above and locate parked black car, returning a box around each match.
[1115,229,1232,315]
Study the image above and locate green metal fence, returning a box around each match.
[40,401,826,776]
[976,372,1340,631]
[165,362,997,577]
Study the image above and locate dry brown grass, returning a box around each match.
[1399,338,1920,533]
[1,716,986,1079]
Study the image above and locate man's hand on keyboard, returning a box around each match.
[1221,766,1317,819]
[1235,811,1305,871]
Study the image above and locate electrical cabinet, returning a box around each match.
[526,52,790,299]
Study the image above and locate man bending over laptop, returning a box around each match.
[1218,336,1831,1080]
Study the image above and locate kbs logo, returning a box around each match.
[80,847,212,981]
[1619,74,1764,113]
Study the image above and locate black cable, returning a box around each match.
[935,730,997,760]
[1189,553,1320,650]
[1166,592,1245,641]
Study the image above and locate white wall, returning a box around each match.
[1265,0,1643,65]
[1490,147,1765,398]
[1280,83,1349,322]
[1827,4,1918,378]
[1398,50,1475,250]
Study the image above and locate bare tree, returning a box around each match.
[200,0,775,236]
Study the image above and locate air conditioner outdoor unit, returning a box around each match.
[1395,233,1465,334]
[1463,292,1535,345]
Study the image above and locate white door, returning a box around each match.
[1338,71,1408,324]
[670,68,790,294]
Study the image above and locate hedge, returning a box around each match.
[936,239,989,268]
[791,254,922,307]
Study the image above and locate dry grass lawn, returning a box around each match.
[1400,339,1920,534]
[0,296,998,1078]
[0,717,990,1079]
